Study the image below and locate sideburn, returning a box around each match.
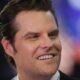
[11,41,17,53]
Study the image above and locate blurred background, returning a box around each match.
[52,0,80,78]
[0,0,80,80]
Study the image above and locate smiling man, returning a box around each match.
[0,0,75,80]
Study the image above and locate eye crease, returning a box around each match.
[24,33,40,41]
[28,34,40,39]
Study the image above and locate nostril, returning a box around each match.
[41,40,53,49]
[40,43,53,52]
[46,46,53,52]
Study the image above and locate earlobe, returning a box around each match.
[1,37,14,58]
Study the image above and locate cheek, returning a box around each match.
[54,37,62,50]
[14,40,40,64]
[13,43,38,68]
[20,42,40,57]
[15,40,39,53]
[14,42,40,70]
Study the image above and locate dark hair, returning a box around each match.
[0,0,58,66]
[0,0,57,44]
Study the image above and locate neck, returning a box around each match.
[18,73,52,80]
[17,68,59,80]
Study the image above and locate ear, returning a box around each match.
[1,37,14,58]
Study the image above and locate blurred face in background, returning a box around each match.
[2,11,62,79]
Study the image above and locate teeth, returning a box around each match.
[38,54,53,60]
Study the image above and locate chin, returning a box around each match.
[39,67,58,77]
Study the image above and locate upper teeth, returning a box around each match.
[38,54,53,60]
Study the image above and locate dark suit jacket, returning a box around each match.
[60,71,75,80]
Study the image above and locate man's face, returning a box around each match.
[7,11,62,77]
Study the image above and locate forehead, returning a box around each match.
[14,11,57,33]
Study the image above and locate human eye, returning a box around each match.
[48,30,59,39]
[26,33,40,41]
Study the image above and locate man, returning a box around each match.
[0,0,75,80]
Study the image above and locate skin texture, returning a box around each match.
[1,11,62,80]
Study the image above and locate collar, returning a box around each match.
[11,71,60,80]
[50,71,60,80]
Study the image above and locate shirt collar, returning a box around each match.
[50,71,60,80]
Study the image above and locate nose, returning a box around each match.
[40,35,53,49]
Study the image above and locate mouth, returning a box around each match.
[37,53,57,60]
